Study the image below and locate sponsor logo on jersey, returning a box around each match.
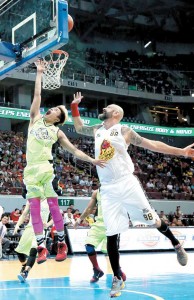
[99,139,115,161]
[30,128,52,140]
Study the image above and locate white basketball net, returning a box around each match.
[42,50,69,90]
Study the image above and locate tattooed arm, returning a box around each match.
[122,126,194,157]
[71,91,102,136]
[75,124,101,137]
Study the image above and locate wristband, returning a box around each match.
[71,103,80,117]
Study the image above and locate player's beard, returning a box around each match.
[98,111,111,121]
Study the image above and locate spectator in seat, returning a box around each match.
[159,211,169,225]
[66,184,75,195]
[69,204,76,214]
[10,208,21,223]
[0,214,11,259]
[81,185,89,196]
[73,209,80,221]
[64,208,75,227]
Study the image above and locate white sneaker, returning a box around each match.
[110,276,125,298]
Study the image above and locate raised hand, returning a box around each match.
[35,59,45,73]
[72,92,84,104]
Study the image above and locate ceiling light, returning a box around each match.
[144,41,152,48]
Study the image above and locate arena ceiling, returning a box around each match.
[69,0,194,43]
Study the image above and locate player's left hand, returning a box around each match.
[183,143,194,157]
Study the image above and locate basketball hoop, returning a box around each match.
[42,50,69,90]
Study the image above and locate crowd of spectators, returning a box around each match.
[63,47,194,98]
[1,130,194,202]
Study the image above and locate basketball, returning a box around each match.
[68,14,74,32]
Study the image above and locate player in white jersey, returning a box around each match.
[71,92,194,297]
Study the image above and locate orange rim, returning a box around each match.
[52,50,69,56]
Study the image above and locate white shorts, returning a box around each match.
[100,174,159,236]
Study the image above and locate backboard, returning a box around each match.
[0,0,69,79]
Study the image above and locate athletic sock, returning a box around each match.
[57,231,65,243]
[36,235,45,248]
[157,220,179,246]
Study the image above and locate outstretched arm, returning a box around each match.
[71,92,101,136]
[58,130,106,167]
[29,60,45,125]
[74,190,97,228]
[123,127,194,157]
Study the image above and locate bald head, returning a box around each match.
[109,104,124,121]
[98,104,124,122]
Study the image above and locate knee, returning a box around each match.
[47,197,58,208]
[29,248,37,257]
[29,198,41,212]
[85,244,95,256]
[16,252,26,263]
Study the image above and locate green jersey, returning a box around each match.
[26,117,58,164]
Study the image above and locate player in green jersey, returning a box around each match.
[24,60,106,264]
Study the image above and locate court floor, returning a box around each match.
[0,251,194,299]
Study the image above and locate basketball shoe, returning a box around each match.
[174,244,188,266]
[110,276,125,298]
[90,268,104,283]
[18,270,28,283]
[55,242,68,261]
[37,246,48,264]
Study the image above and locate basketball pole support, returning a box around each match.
[0,0,69,80]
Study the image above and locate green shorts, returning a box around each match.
[85,221,107,253]
[24,161,57,199]
[15,225,37,256]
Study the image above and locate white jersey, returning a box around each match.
[95,123,134,184]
